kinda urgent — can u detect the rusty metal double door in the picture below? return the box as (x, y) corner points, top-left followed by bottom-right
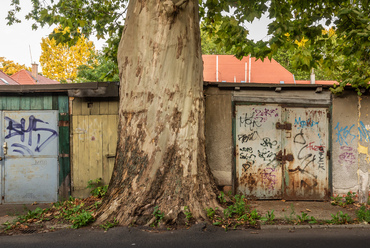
(235, 104), (329, 200)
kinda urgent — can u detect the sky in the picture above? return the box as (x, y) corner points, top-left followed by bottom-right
(1, 1), (270, 69)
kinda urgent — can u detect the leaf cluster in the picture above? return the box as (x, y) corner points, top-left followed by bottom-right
(6, 0), (370, 92)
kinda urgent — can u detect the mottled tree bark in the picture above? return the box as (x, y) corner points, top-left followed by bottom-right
(95, 0), (220, 226)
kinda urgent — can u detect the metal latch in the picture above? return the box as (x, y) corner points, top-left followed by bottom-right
(3, 142), (7, 155)
(275, 150), (294, 162)
(275, 122), (292, 130)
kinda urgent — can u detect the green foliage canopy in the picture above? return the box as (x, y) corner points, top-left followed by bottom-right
(7, 0), (370, 93)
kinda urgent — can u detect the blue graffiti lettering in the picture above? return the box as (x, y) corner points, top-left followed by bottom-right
(5, 115), (58, 155)
(294, 117), (319, 129)
(358, 121), (370, 143)
(334, 122), (356, 146)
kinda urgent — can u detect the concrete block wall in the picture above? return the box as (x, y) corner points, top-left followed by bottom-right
(332, 92), (370, 203)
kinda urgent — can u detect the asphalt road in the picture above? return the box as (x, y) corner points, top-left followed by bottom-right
(1, 224), (370, 248)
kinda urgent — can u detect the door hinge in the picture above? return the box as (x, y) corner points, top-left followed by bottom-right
(327, 112), (331, 120)
(327, 150), (331, 160)
(58, 121), (69, 127)
(276, 122), (292, 130)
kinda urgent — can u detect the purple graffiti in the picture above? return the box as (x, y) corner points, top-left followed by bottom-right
(338, 146), (355, 166)
(253, 108), (279, 122)
(261, 168), (277, 190)
(5, 115), (58, 155)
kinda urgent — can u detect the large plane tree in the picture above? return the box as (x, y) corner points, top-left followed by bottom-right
(7, 0), (370, 224)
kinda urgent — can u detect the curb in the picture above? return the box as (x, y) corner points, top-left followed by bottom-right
(261, 224), (370, 230)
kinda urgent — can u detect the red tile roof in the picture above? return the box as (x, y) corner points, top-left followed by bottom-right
(202, 55), (337, 86)
(203, 55), (295, 84)
(11, 70), (59, 85)
(0, 70), (20, 85)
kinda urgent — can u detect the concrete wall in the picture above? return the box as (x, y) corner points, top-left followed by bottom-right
(205, 87), (233, 186)
(332, 92), (370, 203)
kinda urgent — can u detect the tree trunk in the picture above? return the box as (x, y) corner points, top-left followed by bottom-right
(95, 0), (220, 226)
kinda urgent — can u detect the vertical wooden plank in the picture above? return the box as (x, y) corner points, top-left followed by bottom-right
(71, 115), (78, 197)
(30, 97), (43, 110)
(101, 115), (109, 184)
(90, 102), (100, 115)
(108, 101), (119, 115)
(107, 115), (118, 181)
(0, 97), (6, 110)
(72, 98), (82, 116)
(99, 101), (109, 115)
(81, 101), (90, 115)
(88, 115), (103, 183)
(58, 95), (70, 199)
(75, 115), (90, 197)
(6, 97), (20, 110)
(20, 96), (31, 110)
(43, 96), (53, 110)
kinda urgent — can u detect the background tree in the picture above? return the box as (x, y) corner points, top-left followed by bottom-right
(6, 0), (370, 225)
(40, 26), (96, 83)
(75, 52), (119, 82)
(0, 57), (31, 75)
(273, 28), (343, 81)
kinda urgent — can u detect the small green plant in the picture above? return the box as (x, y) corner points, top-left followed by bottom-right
(184, 206), (193, 225)
(206, 207), (217, 220)
(223, 194), (248, 218)
(70, 210), (94, 229)
(247, 209), (261, 225)
(284, 203), (296, 223)
(87, 178), (108, 198)
(151, 206), (164, 227)
(297, 212), (309, 223)
(218, 191), (227, 204)
(345, 192), (356, 205)
(261, 210), (275, 223)
(100, 218), (119, 231)
(329, 211), (351, 224)
(308, 216), (318, 224)
(331, 194), (343, 206)
(356, 205), (370, 223)
(2, 221), (14, 231)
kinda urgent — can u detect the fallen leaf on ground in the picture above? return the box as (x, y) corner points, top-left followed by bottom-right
(306, 209), (311, 212)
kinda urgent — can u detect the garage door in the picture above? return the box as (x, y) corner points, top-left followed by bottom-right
(235, 104), (329, 200)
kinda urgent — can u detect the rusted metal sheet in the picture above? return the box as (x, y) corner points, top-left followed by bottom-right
(236, 105), (283, 199)
(3, 111), (59, 203)
(283, 108), (329, 200)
